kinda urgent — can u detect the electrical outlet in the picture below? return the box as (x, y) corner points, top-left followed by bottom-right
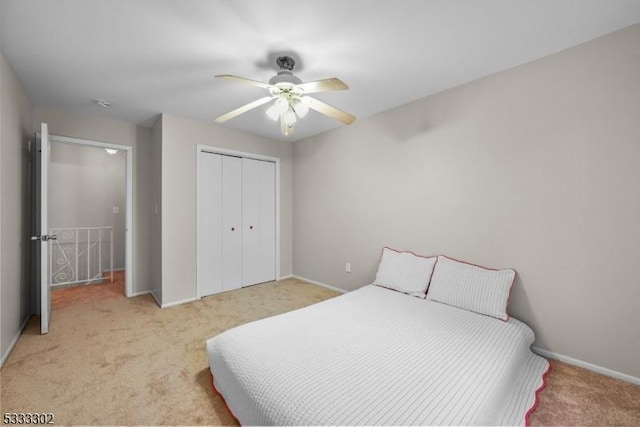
(345, 262), (352, 273)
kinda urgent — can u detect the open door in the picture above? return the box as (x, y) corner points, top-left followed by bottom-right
(32, 123), (55, 334)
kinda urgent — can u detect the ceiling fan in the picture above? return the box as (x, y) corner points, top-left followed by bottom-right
(214, 56), (355, 136)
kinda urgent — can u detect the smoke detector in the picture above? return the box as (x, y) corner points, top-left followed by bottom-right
(94, 99), (111, 108)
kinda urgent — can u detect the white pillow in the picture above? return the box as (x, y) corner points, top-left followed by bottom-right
(374, 247), (437, 298)
(426, 255), (515, 320)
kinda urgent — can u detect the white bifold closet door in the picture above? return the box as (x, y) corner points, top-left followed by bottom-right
(197, 152), (276, 298)
(221, 155), (243, 291)
(197, 152), (223, 297)
(241, 158), (276, 286)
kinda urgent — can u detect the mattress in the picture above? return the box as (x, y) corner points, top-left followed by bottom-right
(206, 285), (549, 426)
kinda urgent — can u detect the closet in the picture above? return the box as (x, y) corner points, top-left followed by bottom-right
(197, 151), (276, 298)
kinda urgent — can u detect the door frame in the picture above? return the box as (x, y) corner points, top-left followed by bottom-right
(47, 134), (134, 297)
(196, 145), (281, 299)
(38, 124), (51, 334)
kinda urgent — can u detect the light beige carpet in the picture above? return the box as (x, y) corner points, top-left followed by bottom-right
(1, 278), (639, 426)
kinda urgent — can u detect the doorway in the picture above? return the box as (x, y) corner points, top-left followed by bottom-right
(49, 140), (127, 309)
(35, 127), (134, 333)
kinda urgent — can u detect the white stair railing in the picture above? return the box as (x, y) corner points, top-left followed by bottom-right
(49, 226), (114, 287)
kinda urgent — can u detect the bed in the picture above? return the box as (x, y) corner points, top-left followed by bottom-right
(206, 251), (550, 426)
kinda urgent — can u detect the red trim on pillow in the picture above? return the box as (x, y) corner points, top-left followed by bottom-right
(373, 283), (429, 297)
(525, 361), (552, 427)
(382, 246), (437, 261)
(433, 255), (517, 321)
(437, 254), (510, 272)
(209, 371), (242, 426)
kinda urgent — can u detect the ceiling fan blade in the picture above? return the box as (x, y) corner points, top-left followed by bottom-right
(296, 78), (348, 94)
(215, 74), (276, 90)
(214, 96), (274, 123)
(302, 96), (356, 125)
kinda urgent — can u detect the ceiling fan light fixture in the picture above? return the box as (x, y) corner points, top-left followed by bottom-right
(293, 100), (309, 118)
(283, 109), (297, 125)
(265, 103), (280, 121)
(274, 98), (289, 114)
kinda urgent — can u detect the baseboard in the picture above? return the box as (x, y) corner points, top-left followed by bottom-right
(532, 346), (640, 386)
(161, 296), (197, 309)
(1, 315), (31, 368)
(292, 275), (347, 294)
(278, 274), (293, 280)
(150, 290), (162, 307)
(129, 290), (151, 297)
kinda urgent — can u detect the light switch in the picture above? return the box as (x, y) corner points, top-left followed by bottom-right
(112, 206), (119, 214)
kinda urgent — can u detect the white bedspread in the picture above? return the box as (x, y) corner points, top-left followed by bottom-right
(206, 285), (549, 426)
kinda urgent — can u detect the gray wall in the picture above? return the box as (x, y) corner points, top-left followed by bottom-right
(293, 24), (640, 378)
(49, 142), (126, 277)
(33, 106), (152, 295)
(159, 114), (293, 306)
(0, 48), (33, 364)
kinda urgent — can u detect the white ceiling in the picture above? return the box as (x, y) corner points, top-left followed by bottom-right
(2, 1), (640, 142)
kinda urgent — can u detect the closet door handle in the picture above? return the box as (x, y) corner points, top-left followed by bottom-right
(231, 227), (235, 231)
(249, 226), (253, 230)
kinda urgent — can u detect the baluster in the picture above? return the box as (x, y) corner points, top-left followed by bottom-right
(99, 228), (102, 281)
(110, 227), (114, 283)
(75, 229), (79, 283)
(87, 228), (91, 283)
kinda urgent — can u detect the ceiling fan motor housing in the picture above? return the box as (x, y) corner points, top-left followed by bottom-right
(269, 70), (302, 86)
